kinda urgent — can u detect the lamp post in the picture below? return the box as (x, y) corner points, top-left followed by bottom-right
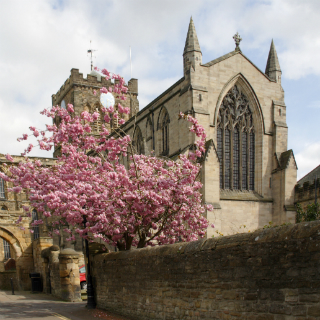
(83, 216), (96, 309)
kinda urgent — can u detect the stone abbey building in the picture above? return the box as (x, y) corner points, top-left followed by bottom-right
(0, 18), (298, 292)
(51, 18), (297, 237)
(119, 18), (297, 237)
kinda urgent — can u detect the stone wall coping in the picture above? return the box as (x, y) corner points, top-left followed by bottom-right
(59, 248), (80, 258)
(94, 221), (320, 262)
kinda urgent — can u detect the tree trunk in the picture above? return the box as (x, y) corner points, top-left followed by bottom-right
(137, 233), (146, 248)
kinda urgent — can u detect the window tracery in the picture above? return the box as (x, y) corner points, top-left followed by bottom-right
(217, 85), (255, 190)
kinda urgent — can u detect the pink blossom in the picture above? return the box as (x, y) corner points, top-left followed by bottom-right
(7, 67), (213, 250)
(67, 104), (74, 113)
(5, 154), (14, 162)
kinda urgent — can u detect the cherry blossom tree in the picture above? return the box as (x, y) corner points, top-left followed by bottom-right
(1, 69), (213, 251)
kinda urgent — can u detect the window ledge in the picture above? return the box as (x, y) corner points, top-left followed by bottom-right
(220, 189), (272, 202)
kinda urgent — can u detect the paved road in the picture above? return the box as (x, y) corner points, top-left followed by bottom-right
(0, 290), (131, 320)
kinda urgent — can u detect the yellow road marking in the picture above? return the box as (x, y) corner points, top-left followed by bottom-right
(52, 312), (72, 320)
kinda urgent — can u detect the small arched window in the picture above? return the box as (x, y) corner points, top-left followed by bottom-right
(157, 108), (170, 156)
(133, 126), (144, 155)
(32, 210), (40, 240)
(3, 238), (11, 259)
(146, 116), (153, 151)
(92, 104), (102, 133)
(217, 85), (255, 190)
(0, 177), (5, 199)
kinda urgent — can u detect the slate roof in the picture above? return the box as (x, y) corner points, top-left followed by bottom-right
(279, 149), (295, 170)
(297, 164), (320, 186)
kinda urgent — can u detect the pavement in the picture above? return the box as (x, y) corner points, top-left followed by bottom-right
(0, 290), (132, 320)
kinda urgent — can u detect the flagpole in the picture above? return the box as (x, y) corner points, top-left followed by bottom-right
(130, 46), (132, 79)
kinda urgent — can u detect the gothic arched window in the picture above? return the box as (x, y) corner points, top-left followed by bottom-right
(217, 85), (255, 190)
(133, 126), (144, 155)
(157, 108), (170, 156)
(146, 116), (153, 152)
(0, 177), (5, 199)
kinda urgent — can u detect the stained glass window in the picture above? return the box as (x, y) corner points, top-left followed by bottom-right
(249, 131), (255, 190)
(242, 131), (248, 190)
(217, 127), (223, 189)
(233, 127), (240, 189)
(225, 129), (231, 189)
(217, 85), (254, 191)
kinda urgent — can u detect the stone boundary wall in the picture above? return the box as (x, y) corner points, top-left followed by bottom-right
(0, 271), (18, 291)
(92, 221), (320, 320)
(295, 180), (320, 210)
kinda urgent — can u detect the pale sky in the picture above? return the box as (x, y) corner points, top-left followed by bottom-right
(0, 0), (319, 180)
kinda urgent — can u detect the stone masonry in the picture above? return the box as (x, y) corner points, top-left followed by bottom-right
(92, 220), (320, 320)
(115, 18), (297, 237)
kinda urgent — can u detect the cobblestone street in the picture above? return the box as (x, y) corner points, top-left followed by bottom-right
(0, 290), (131, 320)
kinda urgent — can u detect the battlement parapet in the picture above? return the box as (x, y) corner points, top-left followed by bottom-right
(128, 78), (138, 95)
(295, 179), (320, 202)
(52, 69), (138, 105)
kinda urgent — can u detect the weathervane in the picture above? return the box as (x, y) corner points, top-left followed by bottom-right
(233, 32), (242, 52)
(87, 40), (97, 71)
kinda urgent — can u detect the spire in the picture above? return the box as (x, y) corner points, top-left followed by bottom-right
(265, 39), (281, 76)
(183, 17), (201, 54)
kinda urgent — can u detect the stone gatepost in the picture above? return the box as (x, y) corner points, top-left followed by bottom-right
(58, 248), (81, 302)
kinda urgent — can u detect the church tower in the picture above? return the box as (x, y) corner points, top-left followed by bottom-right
(183, 17), (202, 76)
(265, 40), (282, 84)
(52, 69), (139, 157)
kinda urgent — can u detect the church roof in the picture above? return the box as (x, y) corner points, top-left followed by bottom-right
(273, 150), (297, 174)
(265, 39), (281, 75)
(279, 149), (296, 170)
(202, 50), (274, 82)
(202, 51), (239, 67)
(297, 164), (320, 186)
(184, 17), (201, 54)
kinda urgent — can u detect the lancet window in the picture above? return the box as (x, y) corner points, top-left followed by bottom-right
(146, 117), (153, 145)
(157, 108), (170, 156)
(133, 126), (144, 155)
(217, 85), (255, 190)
